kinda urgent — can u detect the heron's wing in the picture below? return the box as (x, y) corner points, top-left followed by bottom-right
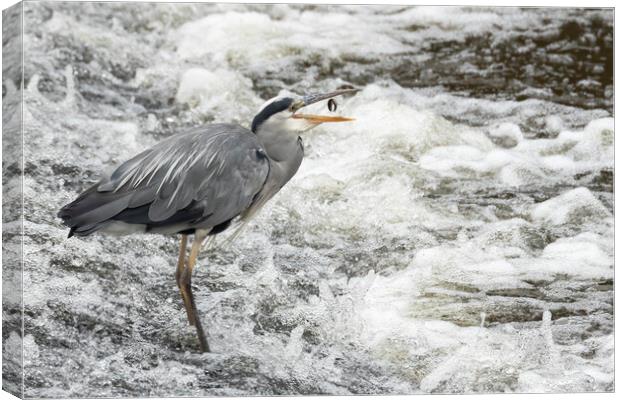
(59, 124), (269, 234)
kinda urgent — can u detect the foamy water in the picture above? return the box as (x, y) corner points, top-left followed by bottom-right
(3, 2), (613, 396)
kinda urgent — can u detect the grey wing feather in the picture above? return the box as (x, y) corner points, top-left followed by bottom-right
(59, 124), (269, 235)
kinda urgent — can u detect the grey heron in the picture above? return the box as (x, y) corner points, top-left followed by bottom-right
(58, 88), (357, 352)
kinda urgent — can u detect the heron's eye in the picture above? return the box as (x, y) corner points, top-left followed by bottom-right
(290, 100), (303, 113)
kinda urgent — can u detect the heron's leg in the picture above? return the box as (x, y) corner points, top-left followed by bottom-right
(176, 234), (188, 288)
(176, 234), (195, 322)
(180, 229), (210, 352)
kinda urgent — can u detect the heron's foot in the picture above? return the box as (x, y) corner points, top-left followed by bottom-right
(193, 313), (210, 353)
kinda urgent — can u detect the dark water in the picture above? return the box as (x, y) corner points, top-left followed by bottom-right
(2, 2), (613, 397)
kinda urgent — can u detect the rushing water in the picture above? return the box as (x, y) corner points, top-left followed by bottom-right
(2, 2), (613, 397)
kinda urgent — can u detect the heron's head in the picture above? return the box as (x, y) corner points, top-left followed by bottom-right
(251, 88), (357, 136)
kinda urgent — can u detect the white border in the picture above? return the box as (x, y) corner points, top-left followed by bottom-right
(0, 1), (616, 400)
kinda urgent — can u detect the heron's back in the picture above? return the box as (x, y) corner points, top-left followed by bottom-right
(58, 124), (270, 237)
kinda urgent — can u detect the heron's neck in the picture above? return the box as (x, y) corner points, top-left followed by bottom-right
(255, 126), (302, 162)
(254, 125), (304, 198)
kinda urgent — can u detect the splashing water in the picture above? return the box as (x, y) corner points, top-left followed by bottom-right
(2, 2), (613, 397)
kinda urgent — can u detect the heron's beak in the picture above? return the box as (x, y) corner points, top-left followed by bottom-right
(293, 88), (358, 124)
(291, 114), (355, 123)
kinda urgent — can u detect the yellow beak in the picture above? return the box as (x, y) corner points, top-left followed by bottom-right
(292, 113), (355, 123)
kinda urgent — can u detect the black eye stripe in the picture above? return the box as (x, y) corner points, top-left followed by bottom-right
(251, 98), (294, 133)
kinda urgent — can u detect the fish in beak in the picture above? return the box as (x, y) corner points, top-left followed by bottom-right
(292, 88), (358, 124)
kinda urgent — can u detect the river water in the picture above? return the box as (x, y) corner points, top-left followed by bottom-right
(2, 2), (613, 396)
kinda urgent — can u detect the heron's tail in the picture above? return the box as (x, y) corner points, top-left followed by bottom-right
(58, 184), (128, 237)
